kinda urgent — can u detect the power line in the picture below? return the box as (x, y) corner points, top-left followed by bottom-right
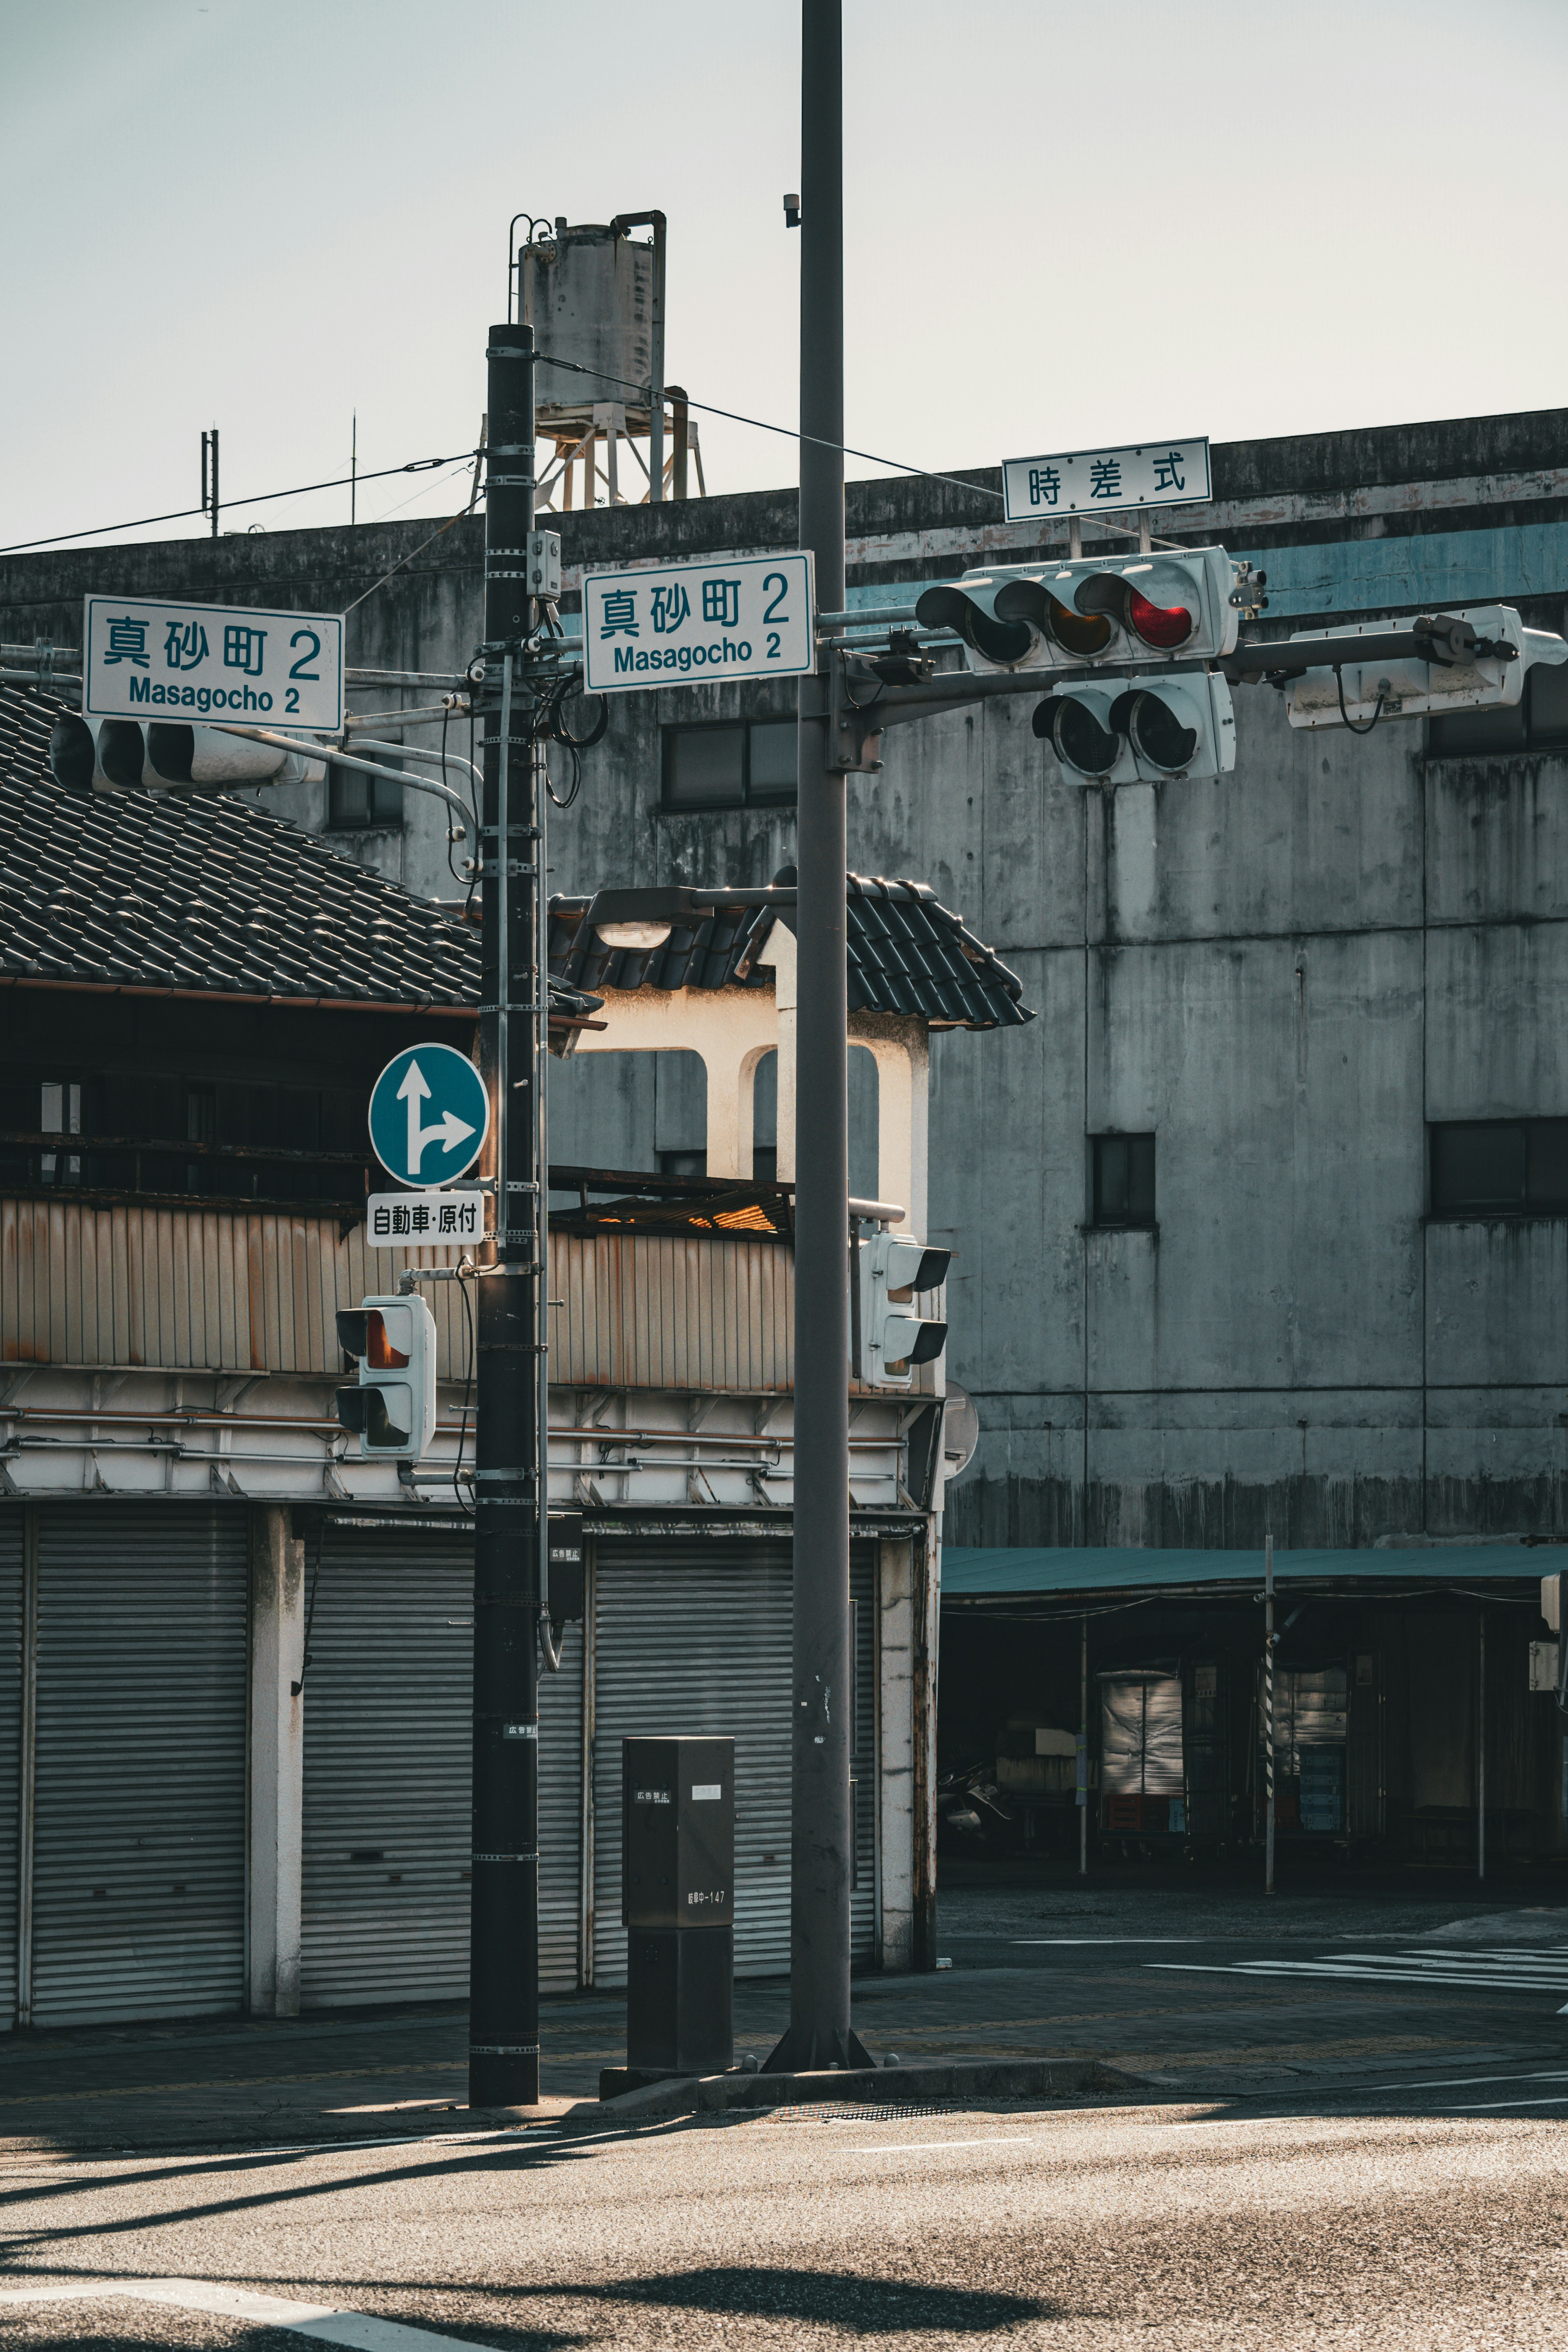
(0, 452), (481, 557)
(533, 348), (1007, 504)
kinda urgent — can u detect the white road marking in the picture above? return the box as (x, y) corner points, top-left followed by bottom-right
(1446, 2093), (1568, 2111)
(0, 2277), (467, 2347)
(1148, 1952), (1568, 1995)
(1011, 1937), (1212, 1946)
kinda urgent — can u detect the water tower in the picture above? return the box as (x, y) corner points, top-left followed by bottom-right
(512, 212), (705, 512)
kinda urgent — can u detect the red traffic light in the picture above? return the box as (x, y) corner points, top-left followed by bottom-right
(1076, 566), (1198, 652)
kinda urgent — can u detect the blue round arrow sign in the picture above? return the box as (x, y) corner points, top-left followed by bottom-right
(368, 1042), (490, 1187)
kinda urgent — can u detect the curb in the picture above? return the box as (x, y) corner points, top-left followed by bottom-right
(558, 2055), (1140, 2132)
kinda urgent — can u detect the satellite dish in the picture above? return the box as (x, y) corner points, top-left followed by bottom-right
(943, 1382), (979, 1478)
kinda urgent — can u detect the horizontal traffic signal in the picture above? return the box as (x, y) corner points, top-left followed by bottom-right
(49, 713), (305, 794)
(1032, 672), (1236, 784)
(915, 548), (1241, 676)
(857, 1231), (951, 1390)
(334, 1294), (437, 1461)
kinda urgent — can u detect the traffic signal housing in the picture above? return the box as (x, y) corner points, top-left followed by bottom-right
(916, 548), (1241, 676)
(857, 1230), (951, 1390)
(49, 713), (309, 794)
(1032, 672), (1236, 784)
(1267, 606), (1568, 731)
(334, 1294), (437, 1460)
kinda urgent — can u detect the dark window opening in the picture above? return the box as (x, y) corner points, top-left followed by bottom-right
(657, 1148), (706, 1180)
(1430, 1118), (1568, 1217)
(662, 717), (797, 811)
(328, 754), (404, 829)
(1427, 663), (1568, 760)
(1091, 1132), (1156, 1228)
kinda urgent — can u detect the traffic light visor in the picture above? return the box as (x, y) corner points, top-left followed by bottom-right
(1033, 690), (1121, 779)
(335, 1305), (411, 1367)
(1112, 687), (1199, 775)
(1076, 562), (1198, 651)
(334, 1383), (413, 1448)
(913, 583), (1033, 667)
(884, 1312), (949, 1369)
(992, 577), (1113, 658)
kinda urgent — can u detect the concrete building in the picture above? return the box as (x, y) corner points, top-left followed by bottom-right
(11, 404), (1568, 1553)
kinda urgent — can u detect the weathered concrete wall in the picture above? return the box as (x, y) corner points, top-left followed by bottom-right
(9, 406), (1568, 1543)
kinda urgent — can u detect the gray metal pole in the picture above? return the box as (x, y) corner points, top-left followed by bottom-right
(1478, 1607), (1486, 1883)
(1078, 1612), (1088, 1877)
(766, 0), (865, 2075)
(469, 319), (541, 2110)
(1264, 1534), (1276, 1897)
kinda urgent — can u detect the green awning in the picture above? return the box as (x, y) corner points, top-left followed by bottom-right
(940, 1544), (1567, 1600)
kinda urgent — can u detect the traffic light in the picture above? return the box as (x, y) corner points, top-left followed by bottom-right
(49, 713), (305, 794)
(1032, 671), (1236, 784)
(334, 1294), (437, 1459)
(857, 1230), (951, 1389)
(1261, 606), (1568, 731)
(915, 548), (1241, 676)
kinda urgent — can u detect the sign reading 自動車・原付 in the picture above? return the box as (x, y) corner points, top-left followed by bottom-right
(581, 552), (815, 694)
(83, 595), (344, 730)
(1000, 438), (1211, 526)
(366, 1189), (487, 1248)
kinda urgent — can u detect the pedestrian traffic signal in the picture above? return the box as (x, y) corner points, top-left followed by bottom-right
(334, 1295), (437, 1460)
(1032, 672), (1236, 784)
(1259, 605), (1568, 731)
(857, 1231), (951, 1389)
(915, 548), (1241, 676)
(49, 713), (303, 794)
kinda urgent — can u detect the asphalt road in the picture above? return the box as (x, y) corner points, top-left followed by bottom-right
(3, 1881), (1568, 2345)
(5, 2076), (1568, 2348)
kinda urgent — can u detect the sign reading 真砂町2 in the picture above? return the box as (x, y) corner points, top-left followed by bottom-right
(83, 595), (344, 729)
(581, 552), (815, 694)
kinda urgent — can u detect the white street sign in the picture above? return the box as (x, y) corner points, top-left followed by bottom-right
(83, 595), (343, 729)
(1001, 438), (1211, 526)
(581, 551), (815, 693)
(366, 1190), (487, 1247)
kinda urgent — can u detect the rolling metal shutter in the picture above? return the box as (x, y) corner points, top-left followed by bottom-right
(29, 1503), (248, 2027)
(591, 1538), (875, 1986)
(0, 1509), (22, 2030)
(301, 1525), (582, 2006)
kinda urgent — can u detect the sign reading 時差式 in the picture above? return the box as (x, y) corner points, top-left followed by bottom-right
(83, 595), (344, 730)
(1001, 438), (1212, 526)
(581, 552), (815, 694)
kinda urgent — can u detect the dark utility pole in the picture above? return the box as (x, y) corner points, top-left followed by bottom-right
(201, 428), (219, 539)
(470, 319), (543, 2109)
(767, 0), (868, 2075)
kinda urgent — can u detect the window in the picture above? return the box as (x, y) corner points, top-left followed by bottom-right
(662, 718), (797, 811)
(39, 1081), (81, 1185)
(1427, 663), (1568, 759)
(327, 754), (403, 829)
(1430, 1119), (1568, 1217)
(1091, 1133), (1156, 1228)
(657, 1149), (705, 1180)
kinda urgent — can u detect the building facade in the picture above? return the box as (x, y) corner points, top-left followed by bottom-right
(9, 405), (1568, 1547)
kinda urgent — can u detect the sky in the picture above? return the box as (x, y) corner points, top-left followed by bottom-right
(2, 0), (1566, 558)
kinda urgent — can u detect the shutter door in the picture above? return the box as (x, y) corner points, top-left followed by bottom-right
(0, 1510), (22, 2030)
(301, 1527), (582, 2006)
(30, 1503), (248, 2027)
(592, 1539), (875, 1987)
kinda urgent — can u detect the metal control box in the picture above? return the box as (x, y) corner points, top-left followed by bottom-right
(621, 1735), (734, 1931)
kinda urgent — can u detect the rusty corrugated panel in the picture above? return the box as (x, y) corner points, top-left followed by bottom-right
(547, 1228), (793, 1393)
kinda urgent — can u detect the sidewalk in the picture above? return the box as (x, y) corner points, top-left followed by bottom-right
(3, 1881), (1564, 2158)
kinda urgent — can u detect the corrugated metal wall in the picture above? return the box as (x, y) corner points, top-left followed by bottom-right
(300, 1525), (583, 2006)
(0, 1509), (21, 2029)
(28, 1503), (248, 2026)
(590, 1538), (875, 1988)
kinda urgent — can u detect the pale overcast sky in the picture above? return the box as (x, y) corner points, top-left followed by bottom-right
(2, 0), (1565, 555)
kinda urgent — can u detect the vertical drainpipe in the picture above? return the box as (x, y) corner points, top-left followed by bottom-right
(579, 1535), (597, 1986)
(16, 1507), (37, 2027)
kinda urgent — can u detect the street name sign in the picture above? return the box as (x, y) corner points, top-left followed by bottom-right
(1001, 437), (1211, 526)
(368, 1043), (490, 1188)
(83, 595), (344, 729)
(367, 1188), (487, 1246)
(581, 551), (815, 693)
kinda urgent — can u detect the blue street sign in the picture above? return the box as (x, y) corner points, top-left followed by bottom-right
(368, 1042), (490, 1188)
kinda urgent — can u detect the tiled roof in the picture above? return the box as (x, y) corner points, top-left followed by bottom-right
(0, 686), (482, 1009)
(550, 871), (1036, 1030)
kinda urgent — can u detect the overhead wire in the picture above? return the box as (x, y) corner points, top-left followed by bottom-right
(0, 451), (481, 555)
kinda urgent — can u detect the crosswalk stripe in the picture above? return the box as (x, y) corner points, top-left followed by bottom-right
(1147, 1954), (1568, 1997)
